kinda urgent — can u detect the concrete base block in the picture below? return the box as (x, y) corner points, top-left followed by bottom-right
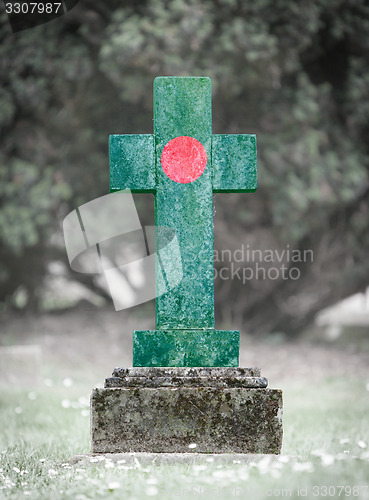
(91, 368), (283, 454)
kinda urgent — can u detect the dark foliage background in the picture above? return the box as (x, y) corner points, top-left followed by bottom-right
(1, 0), (368, 335)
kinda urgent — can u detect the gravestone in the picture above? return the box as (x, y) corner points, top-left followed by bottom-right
(91, 77), (283, 453)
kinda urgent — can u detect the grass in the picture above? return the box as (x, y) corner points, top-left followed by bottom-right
(1, 377), (369, 499)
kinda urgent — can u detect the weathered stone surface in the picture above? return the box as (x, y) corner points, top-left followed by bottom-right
(91, 385), (283, 454)
(154, 77), (214, 330)
(92, 77), (281, 455)
(109, 134), (155, 193)
(107, 367), (266, 388)
(133, 329), (239, 367)
(212, 134), (257, 193)
(108, 76), (258, 367)
(105, 376), (268, 388)
(112, 367), (261, 377)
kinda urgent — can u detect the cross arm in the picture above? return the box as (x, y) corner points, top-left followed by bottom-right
(109, 134), (156, 193)
(212, 134), (257, 193)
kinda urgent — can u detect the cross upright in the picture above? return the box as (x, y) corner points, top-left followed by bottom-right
(109, 76), (257, 367)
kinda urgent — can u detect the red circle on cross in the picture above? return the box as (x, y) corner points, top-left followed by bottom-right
(161, 136), (207, 184)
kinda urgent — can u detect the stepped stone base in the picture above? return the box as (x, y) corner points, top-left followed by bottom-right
(91, 367), (283, 454)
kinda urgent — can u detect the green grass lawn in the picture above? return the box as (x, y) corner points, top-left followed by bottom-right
(1, 377), (369, 499)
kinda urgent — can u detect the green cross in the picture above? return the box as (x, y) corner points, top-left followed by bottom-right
(109, 77), (257, 367)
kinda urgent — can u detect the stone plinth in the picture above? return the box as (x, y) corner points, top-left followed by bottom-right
(91, 368), (283, 454)
(133, 330), (239, 367)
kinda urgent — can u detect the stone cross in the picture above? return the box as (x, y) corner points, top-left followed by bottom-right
(109, 76), (257, 367)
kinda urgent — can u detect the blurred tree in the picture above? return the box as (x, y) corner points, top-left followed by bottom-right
(0, 0), (368, 333)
